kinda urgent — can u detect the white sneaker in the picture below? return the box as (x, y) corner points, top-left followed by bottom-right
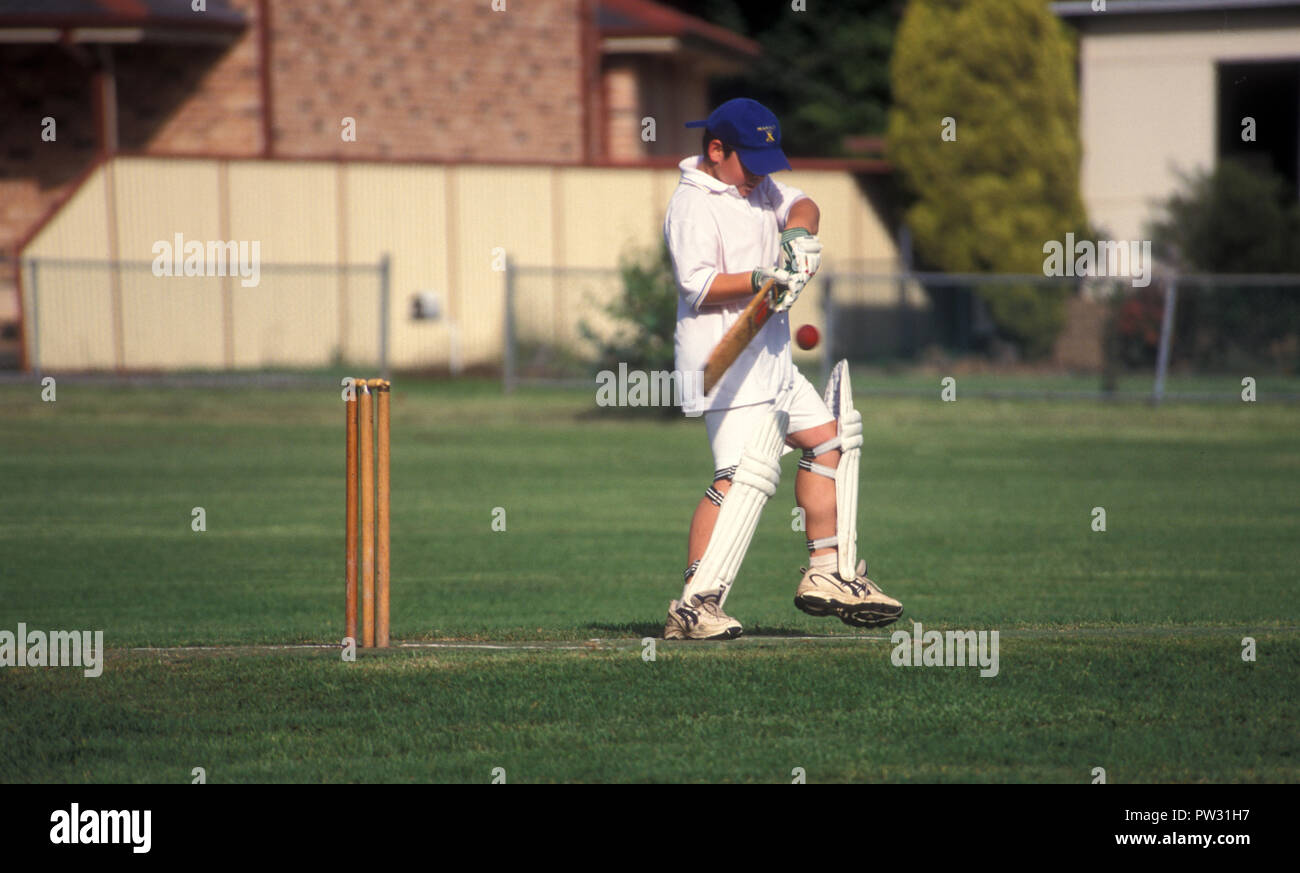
(794, 560), (902, 629)
(663, 593), (743, 640)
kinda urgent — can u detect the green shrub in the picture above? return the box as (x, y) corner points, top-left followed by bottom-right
(1149, 161), (1300, 371)
(978, 281), (1071, 360)
(580, 244), (677, 374)
(888, 0), (1089, 358)
(1150, 160), (1300, 274)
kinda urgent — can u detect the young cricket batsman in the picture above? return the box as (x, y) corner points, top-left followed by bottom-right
(662, 98), (903, 640)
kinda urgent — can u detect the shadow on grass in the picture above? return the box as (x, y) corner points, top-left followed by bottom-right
(583, 622), (853, 639)
(583, 622), (665, 638)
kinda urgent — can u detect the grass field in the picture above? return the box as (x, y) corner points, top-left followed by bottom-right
(1, 374), (1297, 782)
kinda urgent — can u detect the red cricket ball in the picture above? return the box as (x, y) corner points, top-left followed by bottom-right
(795, 323), (820, 350)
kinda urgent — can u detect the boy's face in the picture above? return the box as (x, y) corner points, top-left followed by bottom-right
(704, 139), (763, 197)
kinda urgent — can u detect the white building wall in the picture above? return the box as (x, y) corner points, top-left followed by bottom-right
(1075, 12), (1300, 240)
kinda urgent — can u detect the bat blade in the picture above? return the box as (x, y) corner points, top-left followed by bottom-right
(702, 279), (776, 396)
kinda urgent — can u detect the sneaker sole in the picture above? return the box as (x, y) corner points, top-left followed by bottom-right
(664, 626), (743, 641)
(660, 628), (743, 641)
(798, 592), (895, 615)
(796, 594), (902, 628)
(696, 626), (743, 641)
(793, 594), (837, 618)
(836, 606), (903, 628)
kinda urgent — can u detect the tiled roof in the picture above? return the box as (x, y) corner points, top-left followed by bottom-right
(0, 0), (245, 29)
(599, 0), (759, 57)
(1053, 0), (1300, 17)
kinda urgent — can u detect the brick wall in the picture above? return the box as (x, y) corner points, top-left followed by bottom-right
(268, 0), (584, 161)
(2, 0), (588, 263)
(115, 0), (263, 155)
(0, 46), (100, 263)
(604, 62), (641, 161)
(0, 0), (262, 263)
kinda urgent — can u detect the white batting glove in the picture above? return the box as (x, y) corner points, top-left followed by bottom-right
(751, 266), (790, 296)
(750, 267), (806, 313)
(780, 228), (822, 281)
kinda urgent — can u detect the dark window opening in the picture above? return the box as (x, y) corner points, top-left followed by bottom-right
(1217, 60), (1300, 197)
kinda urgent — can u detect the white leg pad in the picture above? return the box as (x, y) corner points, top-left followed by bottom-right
(823, 360), (863, 581)
(683, 410), (788, 607)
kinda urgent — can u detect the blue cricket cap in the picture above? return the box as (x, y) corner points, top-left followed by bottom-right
(686, 98), (792, 176)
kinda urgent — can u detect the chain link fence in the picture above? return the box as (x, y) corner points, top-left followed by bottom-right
(505, 262), (1300, 402)
(503, 263), (627, 390)
(20, 257), (389, 375)
(825, 271), (1300, 401)
(25, 255), (1294, 401)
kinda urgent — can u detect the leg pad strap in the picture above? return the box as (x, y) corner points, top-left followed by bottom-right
(684, 410), (789, 608)
(807, 535), (837, 552)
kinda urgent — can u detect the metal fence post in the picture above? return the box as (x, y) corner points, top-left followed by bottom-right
(28, 259), (40, 377)
(1100, 280), (1120, 397)
(898, 225), (913, 357)
(111, 258), (124, 371)
(1152, 275), (1178, 405)
(503, 257), (517, 393)
(379, 253), (391, 380)
(821, 273), (834, 385)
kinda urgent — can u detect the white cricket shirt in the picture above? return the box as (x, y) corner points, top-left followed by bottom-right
(664, 155), (809, 414)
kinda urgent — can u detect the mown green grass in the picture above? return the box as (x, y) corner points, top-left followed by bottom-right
(0, 377), (1296, 782)
(2, 636), (1294, 783)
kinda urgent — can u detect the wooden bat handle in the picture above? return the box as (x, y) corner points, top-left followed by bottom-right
(701, 278), (776, 396)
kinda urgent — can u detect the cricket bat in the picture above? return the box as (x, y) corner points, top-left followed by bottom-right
(701, 278), (776, 396)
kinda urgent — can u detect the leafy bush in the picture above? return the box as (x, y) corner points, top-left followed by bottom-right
(580, 244), (678, 376)
(695, 0), (898, 156)
(1150, 160), (1300, 274)
(888, 0), (1089, 358)
(1112, 286), (1165, 368)
(977, 282), (1071, 360)
(1149, 161), (1300, 371)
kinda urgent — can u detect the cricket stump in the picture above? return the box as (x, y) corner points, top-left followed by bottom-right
(358, 381), (375, 648)
(345, 387), (359, 644)
(374, 379), (391, 648)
